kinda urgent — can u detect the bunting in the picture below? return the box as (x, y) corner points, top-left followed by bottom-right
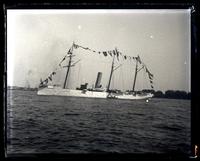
(48, 75), (52, 81)
(72, 43), (147, 64)
(137, 56), (142, 64)
(144, 66), (154, 89)
(43, 79), (47, 84)
(40, 71), (58, 86)
(113, 50), (116, 55)
(40, 43), (154, 90)
(103, 51), (107, 56)
(72, 43), (154, 89)
(117, 50), (120, 61)
(73, 44), (78, 49)
(148, 74), (152, 79)
(148, 72), (153, 79)
(116, 50), (119, 57)
(59, 57), (66, 66)
(145, 67), (153, 77)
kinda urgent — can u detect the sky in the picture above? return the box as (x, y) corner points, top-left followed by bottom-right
(7, 9), (191, 92)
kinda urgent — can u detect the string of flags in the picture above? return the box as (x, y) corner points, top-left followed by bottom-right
(145, 65), (154, 89)
(40, 71), (56, 85)
(40, 48), (73, 86)
(73, 43), (142, 62)
(40, 43), (154, 89)
(73, 43), (154, 89)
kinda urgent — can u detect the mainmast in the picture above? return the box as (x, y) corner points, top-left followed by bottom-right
(63, 43), (74, 89)
(132, 56), (139, 92)
(107, 48), (117, 92)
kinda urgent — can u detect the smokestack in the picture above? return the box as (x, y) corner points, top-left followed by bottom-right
(95, 72), (102, 88)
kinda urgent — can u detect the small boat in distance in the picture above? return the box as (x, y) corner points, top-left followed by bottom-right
(37, 42), (154, 100)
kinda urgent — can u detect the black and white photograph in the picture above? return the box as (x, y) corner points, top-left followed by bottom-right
(6, 9), (191, 155)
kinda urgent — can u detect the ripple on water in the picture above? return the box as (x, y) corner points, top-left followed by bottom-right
(6, 90), (191, 154)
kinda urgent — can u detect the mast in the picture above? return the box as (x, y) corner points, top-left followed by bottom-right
(63, 43), (74, 89)
(107, 48), (116, 92)
(132, 56), (139, 92)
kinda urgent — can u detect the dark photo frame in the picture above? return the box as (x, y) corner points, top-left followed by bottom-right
(2, 1), (200, 161)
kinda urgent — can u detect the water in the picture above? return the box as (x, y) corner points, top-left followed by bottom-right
(6, 89), (191, 155)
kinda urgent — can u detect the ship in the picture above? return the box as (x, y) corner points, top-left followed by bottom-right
(37, 42), (154, 100)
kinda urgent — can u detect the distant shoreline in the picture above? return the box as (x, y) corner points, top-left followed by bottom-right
(142, 89), (190, 100)
(7, 86), (37, 91)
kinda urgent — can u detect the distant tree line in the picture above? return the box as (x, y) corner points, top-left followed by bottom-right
(142, 89), (191, 100)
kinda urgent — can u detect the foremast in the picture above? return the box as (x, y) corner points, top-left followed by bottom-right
(107, 48), (122, 92)
(63, 42), (74, 89)
(132, 55), (145, 92)
(107, 54), (115, 92)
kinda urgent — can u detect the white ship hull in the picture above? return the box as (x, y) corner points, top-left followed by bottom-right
(37, 87), (153, 100)
(115, 93), (153, 100)
(37, 87), (108, 98)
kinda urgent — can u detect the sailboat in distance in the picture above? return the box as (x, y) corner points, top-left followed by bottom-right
(37, 42), (154, 100)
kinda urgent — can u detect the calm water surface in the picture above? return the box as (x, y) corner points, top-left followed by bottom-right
(6, 89), (191, 154)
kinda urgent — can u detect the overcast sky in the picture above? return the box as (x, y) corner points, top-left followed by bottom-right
(7, 9), (191, 92)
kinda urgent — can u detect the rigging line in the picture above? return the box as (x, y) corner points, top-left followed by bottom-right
(145, 70), (148, 89)
(75, 43), (140, 61)
(120, 64), (125, 91)
(75, 44), (90, 50)
(40, 70), (56, 85)
(58, 48), (72, 66)
(142, 68), (145, 90)
(62, 59), (81, 68)
(41, 58), (70, 84)
(75, 43), (109, 54)
(145, 68), (152, 89)
(113, 64), (122, 71)
(66, 58), (76, 88)
(129, 61), (132, 90)
(139, 58), (153, 80)
(112, 71), (115, 89)
(137, 65), (145, 73)
(77, 61), (80, 87)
